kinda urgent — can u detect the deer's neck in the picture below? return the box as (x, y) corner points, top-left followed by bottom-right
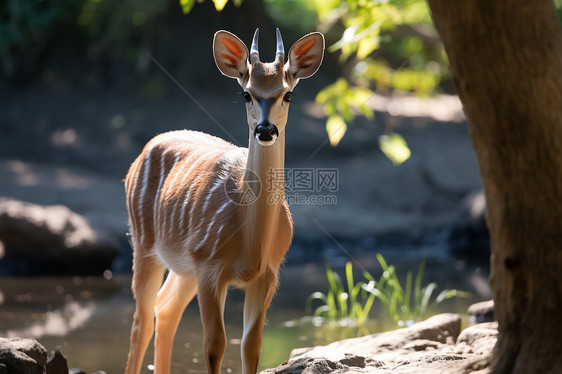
(240, 131), (286, 249)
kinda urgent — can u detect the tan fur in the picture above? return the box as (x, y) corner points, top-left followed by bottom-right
(248, 61), (286, 98)
(124, 29), (323, 374)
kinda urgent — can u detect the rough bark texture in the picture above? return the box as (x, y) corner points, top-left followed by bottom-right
(427, 1), (562, 373)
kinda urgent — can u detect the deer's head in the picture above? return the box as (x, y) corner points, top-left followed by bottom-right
(213, 29), (324, 146)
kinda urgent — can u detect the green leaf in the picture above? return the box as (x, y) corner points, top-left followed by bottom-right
(419, 282), (437, 318)
(306, 292), (327, 311)
(376, 253), (389, 270)
(212, 0), (229, 11)
(179, 0), (197, 14)
(379, 133), (411, 165)
(358, 290), (376, 325)
(326, 291), (337, 318)
(339, 292), (348, 318)
(414, 260), (425, 312)
(314, 304), (334, 317)
(326, 115), (347, 147)
(357, 36), (379, 59)
(346, 261), (355, 300)
(404, 270), (412, 315)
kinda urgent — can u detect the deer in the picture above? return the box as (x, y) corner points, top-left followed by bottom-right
(123, 28), (324, 374)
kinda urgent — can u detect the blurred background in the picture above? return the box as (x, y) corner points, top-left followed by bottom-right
(0, 0), (525, 372)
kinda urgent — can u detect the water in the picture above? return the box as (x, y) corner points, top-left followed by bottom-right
(0, 260), (490, 373)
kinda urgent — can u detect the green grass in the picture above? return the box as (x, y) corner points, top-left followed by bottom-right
(306, 261), (376, 326)
(307, 254), (470, 328)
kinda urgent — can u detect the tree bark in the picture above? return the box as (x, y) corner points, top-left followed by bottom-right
(426, 1), (562, 373)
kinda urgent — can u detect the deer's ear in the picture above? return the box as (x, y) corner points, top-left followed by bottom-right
(213, 31), (250, 80)
(286, 32), (324, 82)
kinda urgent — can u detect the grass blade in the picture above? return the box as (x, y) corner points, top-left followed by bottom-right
(419, 282), (437, 319)
(414, 260), (426, 316)
(306, 292), (327, 312)
(404, 269), (412, 316)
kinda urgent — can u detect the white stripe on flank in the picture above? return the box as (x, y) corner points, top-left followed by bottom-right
(210, 224), (225, 257)
(153, 151), (168, 234)
(127, 160), (140, 232)
(137, 147), (154, 244)
(203, 178), (225, 213)
(177, 152), (209, 236)
(188, 176), (224, 238)
(160, 153), (182, 234)
(193, 199), (231, 253)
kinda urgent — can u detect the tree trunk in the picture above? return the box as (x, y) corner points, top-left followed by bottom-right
(426, 1), (562, 373)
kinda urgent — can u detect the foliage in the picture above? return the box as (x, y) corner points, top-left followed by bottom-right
(178, 0), (446, 164)
(0, 0), (169, 79)
(308, 254), (469, 327)
(262, 0), (318, 36)
(311, 0), (447, 159)
(306, 261), (376, 326)
(379, 133), (411, 166)
(75, 0), (168, 54)
(315, 78), (374, 146)
(0, 0), (64, 77)
(180, 0), (243, 14)
(363, 253), (469, 324)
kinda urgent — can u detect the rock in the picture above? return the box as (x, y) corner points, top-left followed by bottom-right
(468, 300), (494, 324)
(338, 354), (382, 369)
(262, 355), (387, 374)
(290, 313), (461, 362)
(0, 197), (120, 275)
(0, 337), (47, 374)
(265, 357), (343, 374)
(455, 322), (498, 356)
(46, 350), (68, 374)
(402, 339), (443, 352)
(0, 340), (103, 374)
(263, 314), (498, 374)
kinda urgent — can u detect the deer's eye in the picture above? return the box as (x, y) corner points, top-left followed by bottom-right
(283, 91), (293, 103)
(242, 91), (252, 103)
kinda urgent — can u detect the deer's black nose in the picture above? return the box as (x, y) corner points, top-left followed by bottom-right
(255, 122), (279, 142)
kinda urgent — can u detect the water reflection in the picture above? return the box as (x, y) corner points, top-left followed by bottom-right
(4, 300), (95, 338)
(0, 276), (120, 339)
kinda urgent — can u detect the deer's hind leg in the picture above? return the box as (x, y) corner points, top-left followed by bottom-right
(154, 271), (198, 374)
(125, 248), (166, 374)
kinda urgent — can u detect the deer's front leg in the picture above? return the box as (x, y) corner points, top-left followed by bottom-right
(241, 269), (278, 374)
(198, 273), (228, 374)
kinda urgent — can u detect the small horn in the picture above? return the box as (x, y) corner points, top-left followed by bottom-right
(250, 28), (260, 63)
(275, 28), (285, 63)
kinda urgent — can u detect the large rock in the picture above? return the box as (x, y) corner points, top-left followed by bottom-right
(0, 198), (120, 275)
(468, 300), (494, 324)
(262, 355), (387, 374)
(0, 337), (47, 374)
(290, 313), (461, 362)
(263, 313), (497, 374)
(455, 322), (498, 356)
(45, 350), (68, 374)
